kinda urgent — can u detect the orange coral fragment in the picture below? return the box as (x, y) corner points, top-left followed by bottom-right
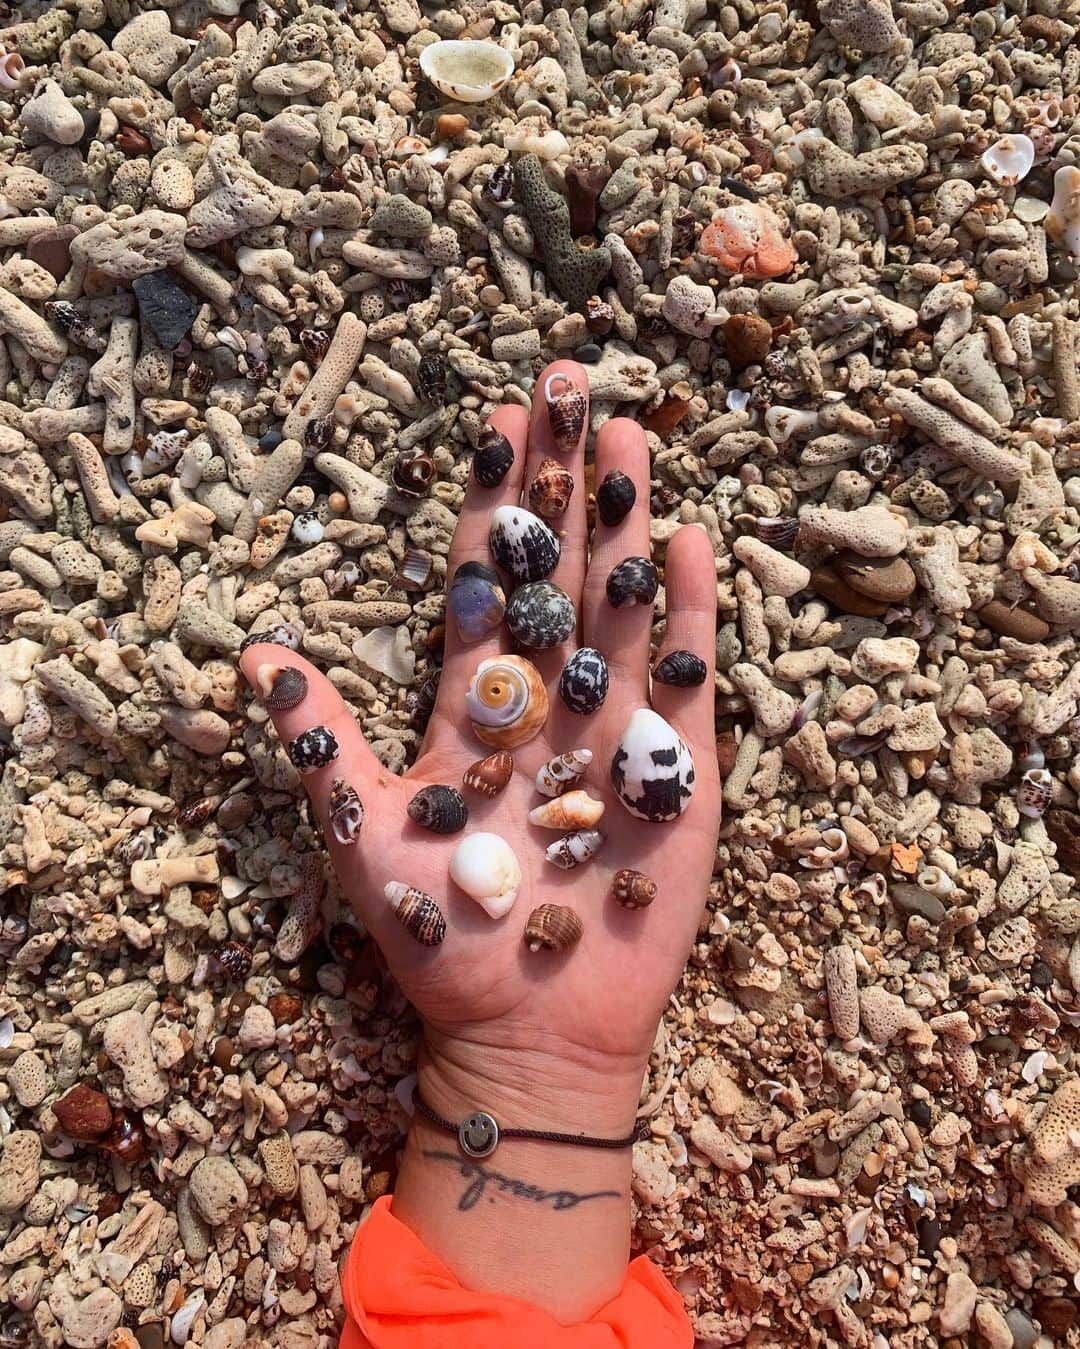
(700, 203), (798, 278)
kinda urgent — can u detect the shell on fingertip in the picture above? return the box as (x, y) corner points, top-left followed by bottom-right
(463, 750), (514, 798)
(254, 663), (308, 711)
(385, 882), (447, 945)
(407, 784), (469, 834)
(449, 561), (506, 644)
(505, 580), (576, 650)
(449, 832), (522, 919)
(606, 556), (659, 609)
(652, 650), (708, 687)
(535, 748), (593, 797)
(545, 829), (604, 869)
(595, 470), (636, 527)
(466, 655), (549, 748)
(287, 726), (340, 774)
(529, 457), (575, 519)
(610, 708), (695, 822)
(559, 647), (608, 716)
(489, 505), (561, 584)
(528, 789), (604, 831)
(328, 779), (364, 846)
(544, 372), (587, 453)
(612, 869), (657, 909)
(524, 904), (583, 953)
(473, 425), (515, 488)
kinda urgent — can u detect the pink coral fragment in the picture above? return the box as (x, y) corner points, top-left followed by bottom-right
(700, 203), (798, 279)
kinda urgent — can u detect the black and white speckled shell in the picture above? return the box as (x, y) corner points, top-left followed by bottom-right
(489, 506), (561, 584)
(239, 621), (305, 654)
(610, 708), (695, 822)
(559, 647), (609, 715)
(606, 557), (659, 609)
(505, 581), (576, 650)
(288, 726), (340, 774)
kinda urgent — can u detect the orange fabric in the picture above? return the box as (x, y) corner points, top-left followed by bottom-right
(340, 1196), (692, 1349)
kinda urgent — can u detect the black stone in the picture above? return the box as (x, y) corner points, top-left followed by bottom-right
(132, 271), (198, 350)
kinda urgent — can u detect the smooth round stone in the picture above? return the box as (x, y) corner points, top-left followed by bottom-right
(27, 224), (78, 280)
(574, 342), (603, 363)
(837, 554), (917, 602)
(889, 883), (946, 924)
(1004, 1309), (1037, 1349)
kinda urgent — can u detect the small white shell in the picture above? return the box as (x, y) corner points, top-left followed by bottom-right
(171, 1291), (206, 1346)
(546, 830), (604, 869)
(916, 866), (955, 898)
(449, 832), (522, 918)
(1017, 767), (1053, 818)
(535, 748), (593, 797)
(419, 40), (515, 103)
(981, 134), (1035, 187)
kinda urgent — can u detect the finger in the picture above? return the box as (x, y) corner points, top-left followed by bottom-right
(650, 524), (718, 755)
(580, 418), (653, 707)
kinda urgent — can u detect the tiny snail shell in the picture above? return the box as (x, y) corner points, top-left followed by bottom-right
(489, 505), (561, 584)
(546, 829), (604, 869)
(407, 784), (469, 834)
(416, 352), (448, 403)
(287, 726), (340, 774)
(254, 664), (308, 711)
(462, 750), (514, 798)
(535, 748), (593, 797)
(754, 516), (800, 551)
(652, 650), (707, 687)
(473, 426), (515, 488)
(528, 789), (605, 831)
(524, 904), (583, 954)
(466, 655), (549, 749)
(606, 556), (659, 609)
(391, 448), (435, 498)
(328, 779), (364, 846)
(559, 647), (608, 715)
(1017, 767), (1053, 818)
(612, 869), (658, 909)
(449, 832), (522, 919)
(504, 580), (576, 650)
(799, 827), (848, 869)
(449, 561), (506, 644)
(385, 882), (447, 945)
(860, 445), (892, 480)
(529, 457), (575, 519)
(392, 548), (434, 592)
(595, 470), (636, 527)
(611, 708), (695, 822)
(916, 866), (955, 898)
(544, 373), (587, 453)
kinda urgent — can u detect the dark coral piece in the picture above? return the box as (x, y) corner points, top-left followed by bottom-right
(513, 155), (611, 311)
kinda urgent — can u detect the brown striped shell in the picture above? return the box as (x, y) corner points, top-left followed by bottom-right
(528, 457), (575, 519)
(385, 882), (446, 946)
(545, 373), (586, 453)
(462, 750), (513, 797)
(523, 903), (583, 953)
(612, 869), (657, 909)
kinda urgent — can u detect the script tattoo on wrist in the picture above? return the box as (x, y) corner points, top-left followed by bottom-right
(423, 1149), (622, 1214)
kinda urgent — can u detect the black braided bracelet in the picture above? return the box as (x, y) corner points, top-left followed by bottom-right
(413, 1087), (648, 1159)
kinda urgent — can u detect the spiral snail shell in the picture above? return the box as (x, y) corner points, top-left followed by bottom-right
(524, 904), (583, 954)
(595, 470), (636, 527)
(449, 832), (522, 919)
(606, 557), (659, 609)
(528, 790), (605, 831)
(505, 580), (576, 650)
(652, 650), (707, 687)
(328, 779), (364, 846)
(535, 748), (592, 797)
(545, 373), (587, 453)
(545, 829), (604, 869)
(466, 655), (549, 749)
(612, 869), (657, 909)
(473, 425), (515, 488)
(462, 750), (514, 798)
(529, 457), (575, 519)
(407, 784), (469, 834)
(1017, 767), (1052, 818)
(385, 882), (447, 946)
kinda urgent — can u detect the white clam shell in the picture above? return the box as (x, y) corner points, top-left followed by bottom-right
(419, 40), (515, 103)
(449, 832), (522, 919)
(981, 134), (1035, 187)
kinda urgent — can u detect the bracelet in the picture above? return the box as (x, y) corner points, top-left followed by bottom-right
(413, 1086), (648, 1159)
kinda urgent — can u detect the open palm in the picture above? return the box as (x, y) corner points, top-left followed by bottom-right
(240, 361), (721, 1083)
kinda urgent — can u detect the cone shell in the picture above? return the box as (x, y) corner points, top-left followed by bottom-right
(505, 580), (576, 650)
(407, 784), (469, 833)
(535, 748), (593, 797)
(524, 904), (583, 953)
(463, 750), (514, 798)
(545, 373), (587, 453)
(449, 561), (506, 644)
(596, 470), (636, 527)
(528, 789), (605, 831)
(1017, 767), (1052, 818)
(546, 829), (604, 869)
(610, 708), (695, 822)
(652, 650), (708, 687)
(473, 426), (515, 488)
(489, 505), (561, 584)
(559, 647), (609, 715)
(529, 458), (575, 518)
(255, 664), (308, 711)
(466, 655), (549, 748)
(449, 832), (522, 919)
(606, 556), (659, 608)
(385, 882), (446, 946)
(612, 869), (657, 909)
(328, 778), (364, 846)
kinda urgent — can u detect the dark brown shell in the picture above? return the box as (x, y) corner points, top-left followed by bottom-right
(612, 869), (657, 909)
(596, 470), (636, 527)
(523, 903), (583, 952)
(256, 664), (308, 711)
(462, 750), (513, 797)
(304, 415), (334, 452)
(417, 352), (448, 403)
(528, 458), (575, 519)
(392, 449), (435, 498)
(300, 328), (331, 363)
(754, 517), (799, 551)
(473, 426), (514, 488)
(214, 940), (254, 978)
(606, 556), (659, 608)
(547, 382), (586, 454)
(407, 784), (469, 833)
(652, 650), (707, 687)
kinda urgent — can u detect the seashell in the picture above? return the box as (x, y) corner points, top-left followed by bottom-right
(449, 832), (522, 918)
(699, 202), (797, 279)
(505, 580), (576, 650)
(652, 650), (707, 688)
(254, 664), (308, 712)
(489, 505), (561, 583)
(384, 882), (447, 945)
(485, 161), (514, 203)
(596, 470), (636, 527)
(1017, 767), (1053, 818)
(239, 621), (305, 654)
(612, 869), (658, 909)
(473, 426), (515, 488)
(559, 647), (609, 715)
(799, 827), (848, 869)
(304, 414), (334, 452)
(300, 328), (331, 364)
(466, 655), (549, 748)
(0, 50), (24, 91)
(606, 557), (659, 609)
(915, 865), (955, 898)
(859, 445), (892, 480)
(528, 457), (575, 518)
(392, 547), (434, 592)
(754, 516), (799, 551)
(213, 940), (253, 979)
(544, 373), (587, 453)
(287, 726), (340, 774)
(536, 748), (593, 797)
(463, 750), (514, 797)
(328, 778), (364, 846)
(416, 352), (447, 403)
(449, 561), (506, 643)
(419, 39), (515, 104)
(292, 513), (324, 545)
(1048, 164), (1080, 260)
(524, 904), (583, 953)
(546, 829), (604, 869)
(392, 448), (435, 498)
(610, 708), (696, 822)
(981, 133), (1035, 187)
(529, 789), (604, 830)
(407, 784), (469, 834)
(791, 688), (823, 731)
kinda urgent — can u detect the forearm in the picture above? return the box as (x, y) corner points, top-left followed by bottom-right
(391, 1032), (644, 1323)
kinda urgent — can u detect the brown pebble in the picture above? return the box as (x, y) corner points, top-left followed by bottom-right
(642, 396), (691, 438)
(724, 313), (773, 369)
(53, 1083), (113, 1140)
(117, 125), (151, 156)
(435, 113), (469, 142)
(565, 162), (611, 237)
(837, 553), (917, 602)
(979, 600), (1051, 642)
(1046, 810), (1080, 876)
(27, 224), (78, 281)
(809, 565), (890, 617)
(136, 1328), (166, 1349)
(211, 1036), (236, 1070)
(1035, 1297), (1077, 1335)
(267, 992), (303, 1024)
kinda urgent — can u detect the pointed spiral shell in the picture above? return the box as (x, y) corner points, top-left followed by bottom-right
(544, 374), (587, 453)
(535, 748), (593, 797)
(385, 882), (446, 946)
(545, 829), (604, 869)
(466, 655), (549, 748)
(528, 790), (605, 831)
(524, 904), (583, 953)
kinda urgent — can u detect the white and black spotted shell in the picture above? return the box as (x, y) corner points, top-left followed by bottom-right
(489, 505), (560, 584)
(288, 725), (340, 774)
(505, 581), (576, 650)
(610, 708), (695, 822)
(559, 647), (609, 715)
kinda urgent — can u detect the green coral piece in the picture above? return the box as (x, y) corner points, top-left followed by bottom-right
(513, 154), (611, 312)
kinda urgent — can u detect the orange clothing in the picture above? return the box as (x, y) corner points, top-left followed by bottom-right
(341, 1196), (693, 1348)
